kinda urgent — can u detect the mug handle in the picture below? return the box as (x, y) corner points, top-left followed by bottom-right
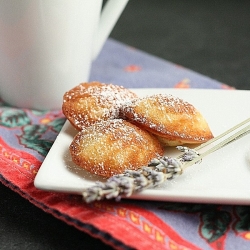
(92, 0), (129, 59)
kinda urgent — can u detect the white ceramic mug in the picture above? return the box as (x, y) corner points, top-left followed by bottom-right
(0, 0), (129, 110)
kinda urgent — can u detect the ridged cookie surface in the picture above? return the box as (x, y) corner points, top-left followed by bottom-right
(62, 82), (137, 130)
(69, 119), (164, 177)
(122, 94), (214, 146)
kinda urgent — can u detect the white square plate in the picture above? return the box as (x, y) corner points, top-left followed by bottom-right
(34, 89), (250, 204)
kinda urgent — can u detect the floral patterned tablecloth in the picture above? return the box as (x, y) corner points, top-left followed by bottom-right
(1, 38), (250, 250)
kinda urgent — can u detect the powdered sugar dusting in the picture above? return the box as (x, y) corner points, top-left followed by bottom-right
(70, 119), (163, 177)
(63, 82), (137, 130)
(122, 93), (213, 143)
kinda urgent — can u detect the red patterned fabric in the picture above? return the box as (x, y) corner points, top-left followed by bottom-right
(1, 39), (250, 250)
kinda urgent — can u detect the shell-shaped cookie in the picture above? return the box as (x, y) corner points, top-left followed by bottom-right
(122, 94), (214, 146)
(69, 119), (164, 177)
(62, 82), (137, 130)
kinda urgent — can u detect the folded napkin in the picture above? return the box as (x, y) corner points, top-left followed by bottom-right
(1, 39), (249, 250)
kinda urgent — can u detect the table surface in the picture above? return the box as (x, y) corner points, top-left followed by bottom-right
(1, 1), (250, 249)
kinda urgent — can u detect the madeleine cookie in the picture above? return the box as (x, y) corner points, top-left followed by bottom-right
(62, 82), (137, 130)
(122, 94), (214, 146)
(69, 119), (164, 177)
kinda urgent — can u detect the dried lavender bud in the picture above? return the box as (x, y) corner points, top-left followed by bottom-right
(82, 146), (199, 203)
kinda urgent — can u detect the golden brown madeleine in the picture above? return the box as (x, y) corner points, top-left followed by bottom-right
(69, 119), (164, 178)
(62, 82), (137, 130)
(121, 94), (214, 146)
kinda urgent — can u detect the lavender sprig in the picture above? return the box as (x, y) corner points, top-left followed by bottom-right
(82, 146), (199, 203)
